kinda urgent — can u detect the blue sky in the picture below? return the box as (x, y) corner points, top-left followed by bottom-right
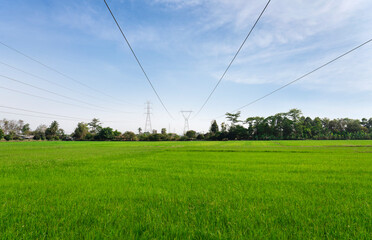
(0, 0), (371, 133)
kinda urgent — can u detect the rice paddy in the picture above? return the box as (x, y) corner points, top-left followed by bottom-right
(0, 140), (371, 239)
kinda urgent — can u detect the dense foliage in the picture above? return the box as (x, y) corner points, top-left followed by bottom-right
(1, 108), (371, 141)
(210, 109), (372, 140)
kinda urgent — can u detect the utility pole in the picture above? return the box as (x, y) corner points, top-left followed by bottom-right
(144, 101), (152, 133)
(180, 111), (193, 135)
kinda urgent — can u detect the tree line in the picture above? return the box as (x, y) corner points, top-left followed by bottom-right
(207, 109), (372, 140)
(1, 109), (372, 141)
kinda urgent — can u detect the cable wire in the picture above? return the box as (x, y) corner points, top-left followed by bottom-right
(103, 0), (174, 119)
(0, 110), (85, 122)
(0, 74), (132, 113)
(0, 60), (96, 100)
(0, 74), (106, 109)
(215, 38), (372, 119)
(0, 105), (91, 121)
(0, 109), (133, 124)
(194, 0), (272, 117)
(0, 41), (135, 106)
(0, 86), (133, 114)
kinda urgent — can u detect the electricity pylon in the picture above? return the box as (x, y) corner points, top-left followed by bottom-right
(144, 101), (152, 133)
(181, 111), (193, 135)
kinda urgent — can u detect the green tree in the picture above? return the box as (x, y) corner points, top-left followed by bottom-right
(56, 129), (66, 140)
(345, 119), (362, 133)
(248, 117), (265, 139)
(88, 118), (102, 134)
(287, 109), (302, 122)
(148, 133), (162, 141)
(282, 118), (293, 139)
(33, 124), (47, 140)
(122, 131), (137, 141)
(113, 130), (121, 137)
(138, 134), (149, 141)
(4, 134), (13, 141)
(96, 127), (115, 141)
(312, 117), (323, 137)
(302, 117), (313, 138)
(210, 120), (219, 135)
(228, 125), (248, 140)
(0, 119), (25, 135)
(45, 121), (59, 140)
(220, 122), (227, 133)
(21, 123), (31, 135)
(73, 123), (89, 140)
(0, 129), (4, 140)
(269, 113), (285, 139)
(226, 112), (241, 125)
(185, 130), (196, 139)
(196, 133), (205, 140)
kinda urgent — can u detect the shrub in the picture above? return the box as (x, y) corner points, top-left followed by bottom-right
(96, 127), (115, 141)
(148, 133), (162, 141)
(0, 129), (4, 140)
(196, 134), (204, 140)
(4, 135), (12, 141)
(122, 131), (137, 141)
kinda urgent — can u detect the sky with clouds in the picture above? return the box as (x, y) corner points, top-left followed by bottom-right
(0, 0), (371, 134)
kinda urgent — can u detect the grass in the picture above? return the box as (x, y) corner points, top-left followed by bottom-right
(0, 140), (371, 239)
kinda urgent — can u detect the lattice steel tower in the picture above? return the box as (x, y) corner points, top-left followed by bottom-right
(144, 101), (152, 133)
(181, 111), (193, 135)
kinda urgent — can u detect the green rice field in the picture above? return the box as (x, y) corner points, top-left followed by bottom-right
(0, 141), (371, 239)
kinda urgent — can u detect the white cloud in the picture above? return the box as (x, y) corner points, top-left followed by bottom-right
(181, 0), (372, 94)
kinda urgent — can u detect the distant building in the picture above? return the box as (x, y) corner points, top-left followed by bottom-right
(19, 135), (34, 140)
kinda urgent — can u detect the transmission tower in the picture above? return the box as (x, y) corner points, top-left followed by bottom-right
(181, 111), (193, 135)
(144, 101), (152, 133)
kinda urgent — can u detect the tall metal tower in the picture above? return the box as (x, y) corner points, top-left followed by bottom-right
(144, 101), (152, 133)
(180, 111), (193, 135)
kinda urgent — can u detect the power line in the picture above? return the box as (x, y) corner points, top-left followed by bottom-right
(0, 110), (85, 122)
(103, 0), (173, 119)
(0, 106), (91, 121)
(0, 74), (105, 110)
(0, 109), (132, 124)
(0, 74), (131, 113)
(0, 86), (133, 114)
(194, 0), (272, 117)
(0, 60), (95, 100)
(0, 86), (95, 110)
(0, 41), (135, 106)
(215, 38), (372, 119)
